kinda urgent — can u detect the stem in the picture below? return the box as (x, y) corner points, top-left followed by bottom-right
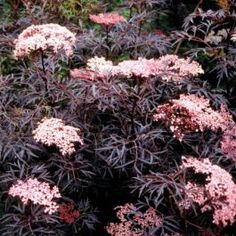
(105, 26), (110, 59)
(40, 50), (46, 74)
(52, 79), (80, 107)
(9, 0), (21, 19)
(40, 50), (48, 92)
(131, 97), (137, 135)
(129, 6), (133, 19)
(194, 0), (204, 12)
(174, 40), (183, 54)
(130, 78), (142, 135)
(138, 20), (142, 37)
(132, 18), (143, 57)
(225, 72), (230, 95)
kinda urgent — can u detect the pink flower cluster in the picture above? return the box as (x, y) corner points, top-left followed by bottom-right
(8, 178), (61, 214)
(83, 55), (203, 80)
(13, 23), (76, 59)
(115, 57), (157, 78)
(180, 156), (236, 227)
(154, 54), (204, 81)
(153, 102), (199, 141)
(153, 94), (233, 141)
(89, 12), (126, 27)
(106, 203), (163, 236)
(58, 202), (80, 224)
(70, 68), (97, 81)
(33, 118), (83, 156)
(87, 56), (115, 76)
(220, 125), (236, 163)
(70, 57), (115, 80)
(179, 182), (206, 210)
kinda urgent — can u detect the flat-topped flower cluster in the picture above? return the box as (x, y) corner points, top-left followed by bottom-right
(13, 23), (76, 59)
(71, 55), (203, 80)
(220, 125), (236, 163)
(58, 202), (80, 224)
(89, 12), (126, 27)
(33, 118), (83, 156)
(106, 203), (163, 236)
(9, 178), (61, 214)
(153, 94), (233, 141)
(180, 156), (236, 226)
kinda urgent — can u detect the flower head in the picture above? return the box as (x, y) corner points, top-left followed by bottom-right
(70, 68), (96, 80)
(87, 56), (115, 76)
(58, 202), (80, 224)
(114, 55), (203, 79)
(9, 178), (61, 214)
(89, 12), (126, 27)
(13, 23), (76, 59)
(220, 126), (236, 163)
(153, 94), (233, 141)
(33, 118), (83, 156)
(106, 203), (163, 236)
(115, 57), (157, 78)
(82, 54), (203, 80)
(180, 156), (236, 226)
(155, 54), (204, 81)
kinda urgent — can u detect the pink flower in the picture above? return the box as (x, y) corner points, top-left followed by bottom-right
(180, 156), (236, 227)
(58, 202), (80, 224)
(87, 56), (115, 77)
(82, 54), (203, 80)
(171, 94), (233, 132)
(70, 68), (96, 80)
(33, 118), (83, 156)
(106, 203), (163, 236)
(89, 12), (126, 27)
(153, 94), (233, 141)
(112, 55), (203, 79)
(220, 126), (236, 163)
(9, 178), (61, 214)
(13, 23), (76, 59)
(154, 28), (166, 36)
(179, 182), (206, 210)
(153, 102), (199, 141)
(115, 57), (157, 78)
(155, 54), (204, 81)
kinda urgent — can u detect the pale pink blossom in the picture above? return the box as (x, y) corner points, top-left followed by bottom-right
(179, 182), (206, 210)
(87, 56), (115, 76)
(115, 57), (157, 78)
(180, 156), (236, 227)
(155, 54), (204, 81)
(106, 203), (163, 236)
(9, 178), (61, 214)
(153, 94), (234, 141)
(116, 55), (203, 80)
(83, 55), (203, 80)
(70, 68), (97, 80)
(13, 23), (76, 59)
(33, 118), (83, 156)
(153, 102), (199, 141)
(220, 126), (236, 163)
(171, 94), (233, 132)
(89, 12), (126, 27)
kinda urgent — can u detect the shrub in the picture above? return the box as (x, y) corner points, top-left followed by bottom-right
(0, 1), (235, 235)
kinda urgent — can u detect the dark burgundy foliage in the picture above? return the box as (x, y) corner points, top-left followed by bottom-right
(0, 0), (236, 235)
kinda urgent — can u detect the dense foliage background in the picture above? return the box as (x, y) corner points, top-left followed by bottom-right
(0, 0), (236, 235)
